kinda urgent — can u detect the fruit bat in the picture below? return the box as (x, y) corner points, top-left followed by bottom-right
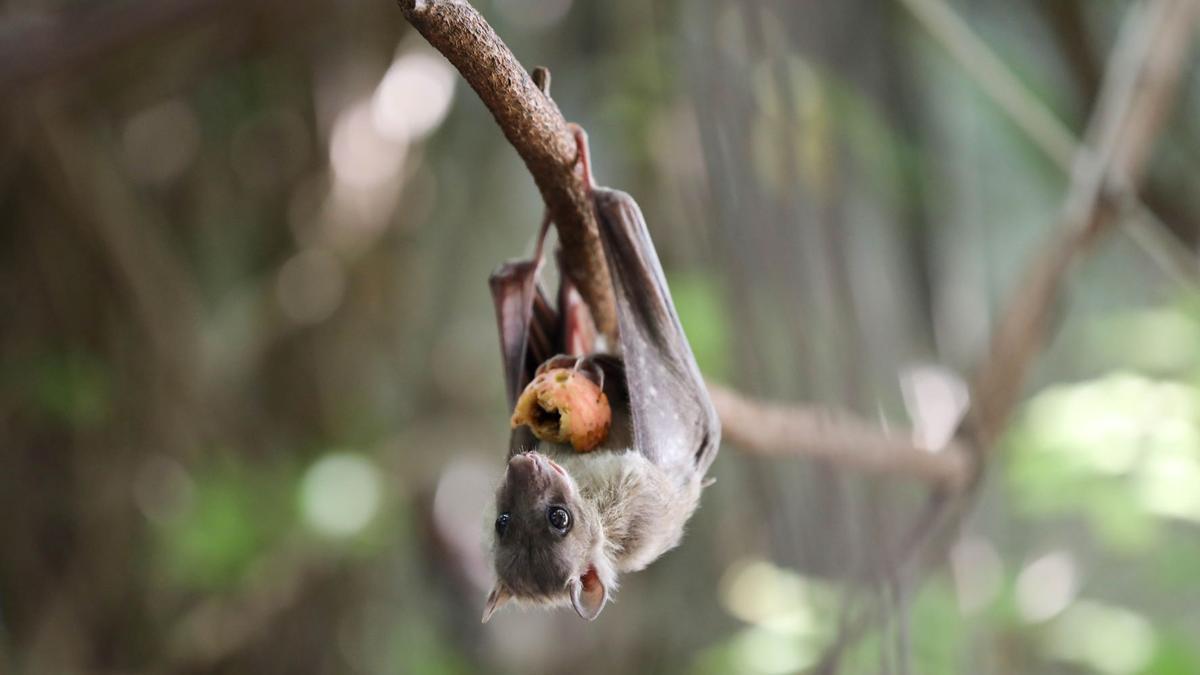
(482, 129), (720, 622)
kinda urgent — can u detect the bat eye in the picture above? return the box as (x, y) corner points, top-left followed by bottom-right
(495, 512), (511, 537)
(547, 506), (571, 533)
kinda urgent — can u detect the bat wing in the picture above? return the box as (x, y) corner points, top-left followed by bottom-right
(593, 187), (720, 474)
(489, 258), (560, 456)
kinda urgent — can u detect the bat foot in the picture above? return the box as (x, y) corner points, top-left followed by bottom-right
(536, 354), (606, 391)
(568, 123), (596, 191)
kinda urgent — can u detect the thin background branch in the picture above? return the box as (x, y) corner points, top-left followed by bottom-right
(900, 0), (1199, 287)
(967, 0), (1200, 449)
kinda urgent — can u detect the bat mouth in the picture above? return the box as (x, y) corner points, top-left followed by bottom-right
(546, 458), (567, 477)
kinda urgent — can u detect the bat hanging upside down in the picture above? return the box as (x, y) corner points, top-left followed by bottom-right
(482, 127), (720, 622)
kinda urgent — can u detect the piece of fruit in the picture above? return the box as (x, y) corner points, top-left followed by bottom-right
(511, 368), (611, 452)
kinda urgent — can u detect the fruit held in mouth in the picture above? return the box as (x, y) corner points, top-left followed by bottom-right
(511, 368), (611, 452)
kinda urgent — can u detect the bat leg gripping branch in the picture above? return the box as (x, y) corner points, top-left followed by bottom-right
(536, 354), (605, 391)
(574, 355), (605, 391)
(531, 209), (553, 274)
(569, 123), (597, 192)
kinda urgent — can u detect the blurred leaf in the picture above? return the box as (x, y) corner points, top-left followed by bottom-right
(388, 620), (473, 675)
(670, 272), (731, 380)
(1083, 486), (1160, 553)
(1141, 633), (1200, 675)
(1083, 308), (1200, 375)
(22, 350), (111, 427)
(158, 459), (296, 589)
(749, 54), (834, 200)
(1150, 537), (1200, 591)
(692, 625), (820, 675)
(912, 581), (967, 675)
(1043, 600), (1156, 674)
(1004, 370), (1200, 553)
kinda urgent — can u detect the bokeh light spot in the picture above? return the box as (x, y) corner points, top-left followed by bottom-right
(331, 99), (406, 189)
(301, 452), (383, 537)
(372, 51), (456, 143)
(949, 536), (1003, 613)
(1045, 600), (1156, 674)
(1016, 551), (1079, 623)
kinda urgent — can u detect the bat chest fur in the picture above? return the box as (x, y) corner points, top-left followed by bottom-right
(551, 448), (701, 572)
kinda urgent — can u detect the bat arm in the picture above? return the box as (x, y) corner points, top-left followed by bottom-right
(592, 187), (720, 473)
(531, 209), (552, 273)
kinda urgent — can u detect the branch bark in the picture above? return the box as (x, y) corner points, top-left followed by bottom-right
(708, 384), (971, 488)
(396, 0), (617, 338)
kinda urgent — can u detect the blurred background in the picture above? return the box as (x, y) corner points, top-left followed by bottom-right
(2, 0), (1199, 673)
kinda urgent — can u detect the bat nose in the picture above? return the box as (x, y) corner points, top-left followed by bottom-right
(507, 452), (543, 478)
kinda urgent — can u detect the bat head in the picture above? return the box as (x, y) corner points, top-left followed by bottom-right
(483, 451), (615, 622)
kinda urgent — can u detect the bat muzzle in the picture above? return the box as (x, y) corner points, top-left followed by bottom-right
(507, 451), (543, 477)
(506, 451), (569, 486)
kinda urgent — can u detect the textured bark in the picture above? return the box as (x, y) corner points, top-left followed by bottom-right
(397, 0), (617, 338)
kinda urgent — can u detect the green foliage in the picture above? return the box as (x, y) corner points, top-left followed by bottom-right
(910, 581), (966, 675)
(156, 459), (297, 589)
(386, 620), (474, 675)
(991, 300), (1200, 672)
(1005, 369), (1200, 552)
(1142, 634), (1200, 675)
(22, 350), (111, 427)
(670, 272), (731, 380)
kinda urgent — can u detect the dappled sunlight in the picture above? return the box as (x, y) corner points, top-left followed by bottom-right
(718, 558), (827, 633)
(1015, 551), (1079, 623)
(1020, 373), (1199, 475)
(1134, 451), (1200, 522)
(948, 536), (1003, 614)
(1044, 600), (1156, 675)
(701, 558), (834, 674)
(300, 452), (384, 538)
(372, 50), (456, 144)
(1009, 369), (1200, 540)
(1084, 307), (1200, 374)
(330, 99), (407, 191)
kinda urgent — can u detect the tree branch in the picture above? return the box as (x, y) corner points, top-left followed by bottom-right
(396, 0), (617, 338)
(708, 383), (971, 488)
(899, 0), (1200, 287)
(968, 0), (1200, 448)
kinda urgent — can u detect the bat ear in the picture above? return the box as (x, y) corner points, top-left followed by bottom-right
(481, 583), (512, 623)
(568, 565), (609, 621)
